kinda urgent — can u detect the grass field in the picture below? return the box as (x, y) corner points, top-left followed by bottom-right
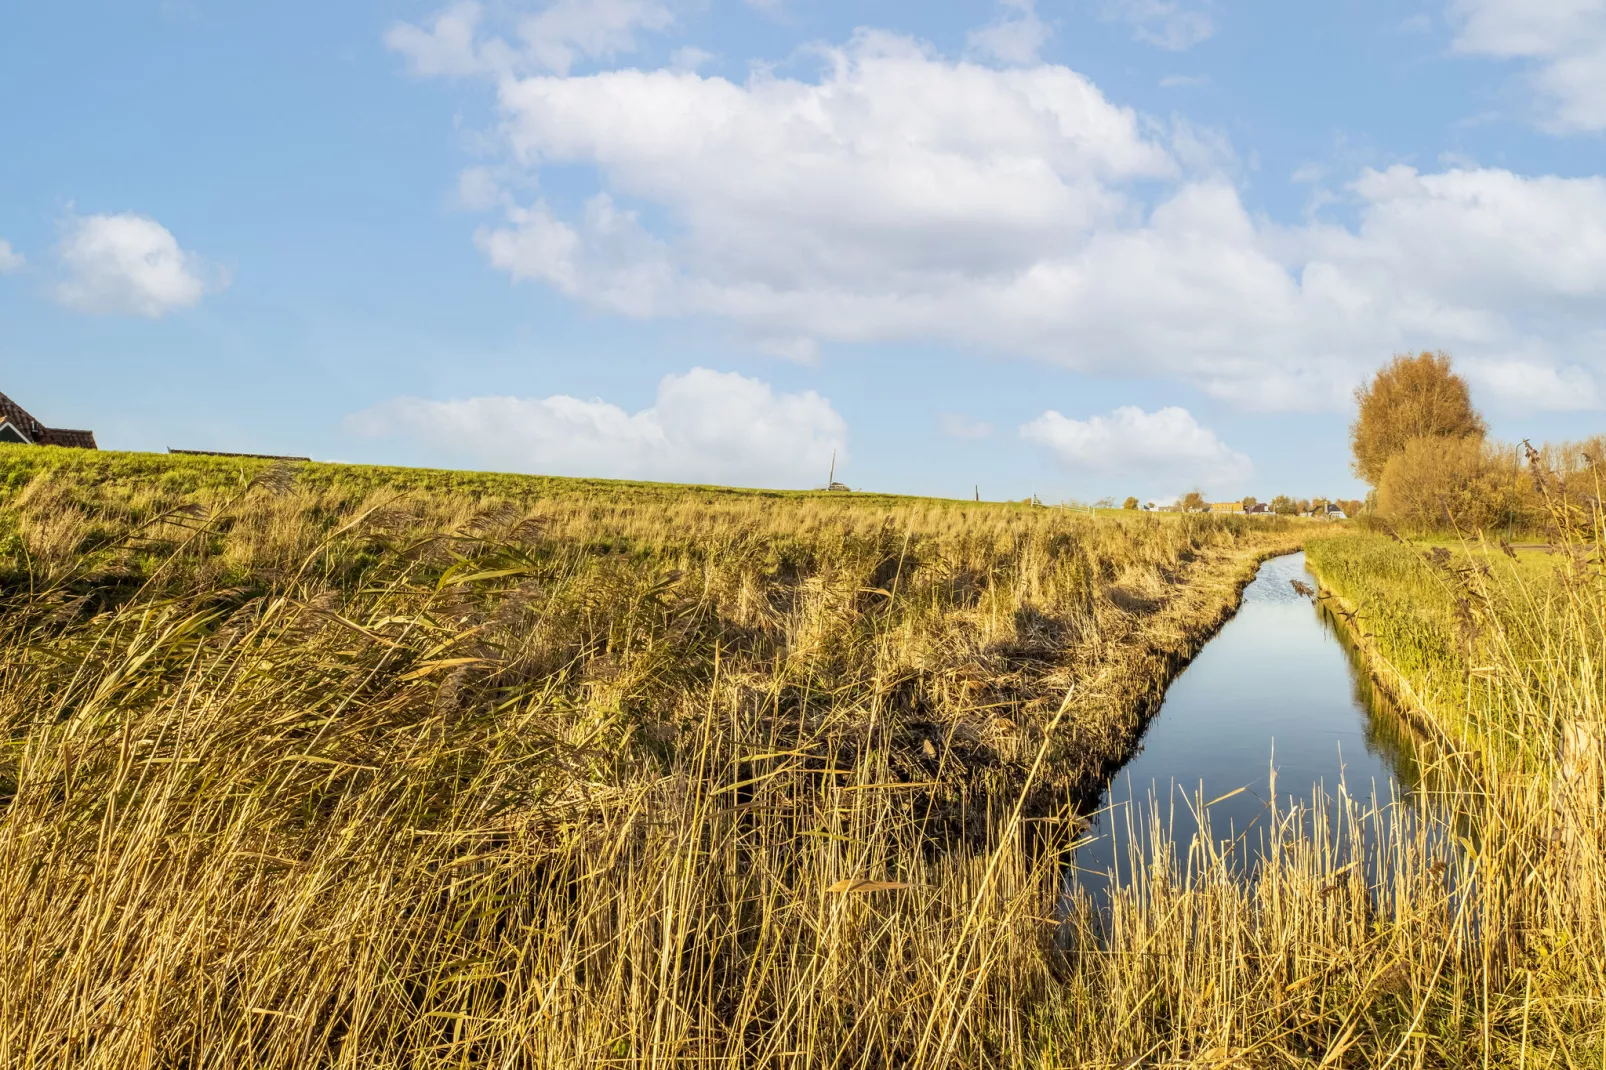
(1306, 532), (1593, 763)
(1306, 529), (1606, 1065)
(3, 445), (1600, 1066)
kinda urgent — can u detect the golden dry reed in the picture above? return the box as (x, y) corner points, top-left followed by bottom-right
(0, 447), (1598, 1067)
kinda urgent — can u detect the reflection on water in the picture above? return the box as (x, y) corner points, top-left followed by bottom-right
(1069, 552), (1430, 898)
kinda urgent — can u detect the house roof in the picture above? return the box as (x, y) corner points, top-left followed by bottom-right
(0, 390), (97, 449)
(0, 391), (44, 440)
(37, 427), (98, 448)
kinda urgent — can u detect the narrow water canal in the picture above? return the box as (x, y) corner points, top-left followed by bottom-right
(1071, 551), (1424, 891)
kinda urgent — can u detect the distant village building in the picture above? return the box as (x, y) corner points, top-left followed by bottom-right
(1246, 503), (1271, 516)
(0, 391), (97, 449)
(1209, 501), (1244, 514)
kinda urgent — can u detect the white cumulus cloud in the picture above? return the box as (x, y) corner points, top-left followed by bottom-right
(1459, 356), (1603, 412)
(385, 1), (495, 76)
(518, 0), (675, 74)
(1021, 406), (1251, 489)
(386, 0), (675, 78)
(1449, 0), (1606, 132)
(398, 15), (1606, 413)
(346, 368), (847, 487)
(54, 213), (217, 318)
(0, 240), (24, 274)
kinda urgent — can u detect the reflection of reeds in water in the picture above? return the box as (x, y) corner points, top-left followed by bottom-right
(1057, 779), (1475, 1061)
(1316, 597), (1435, 791)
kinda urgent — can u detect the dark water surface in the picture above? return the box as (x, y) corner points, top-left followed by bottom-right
(1070, 551), (1424, 892)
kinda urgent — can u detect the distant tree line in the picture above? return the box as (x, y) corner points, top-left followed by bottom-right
(1125, 492), (1363, 515)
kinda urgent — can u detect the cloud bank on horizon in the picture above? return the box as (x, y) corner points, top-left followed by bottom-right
(1022, 405), (1253, 491)
(385, 0), (1606, 432)
(348, 368), (847, 488)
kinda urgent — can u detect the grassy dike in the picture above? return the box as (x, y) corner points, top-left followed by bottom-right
(1306, 531), (1606, 1067)
(1304, 532), (1593, 769)
(0, 447), (1315, 1067)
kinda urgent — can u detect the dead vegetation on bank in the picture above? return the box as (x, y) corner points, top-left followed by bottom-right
(0, 452), (1309, 1067)
(4, 451), (1601, 1067)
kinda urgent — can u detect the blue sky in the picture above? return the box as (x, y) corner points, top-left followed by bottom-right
(3, 0), (1605, 503)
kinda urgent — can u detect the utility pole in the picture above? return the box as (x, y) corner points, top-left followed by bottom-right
(974, 485), (979, 502)
(828, 449), (836, 487)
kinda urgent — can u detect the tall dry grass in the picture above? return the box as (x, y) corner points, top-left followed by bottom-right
(1302, 503), (1606, 1066)
(1, 450), (1600, 1066)
(0, 453), (1301, 1067)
